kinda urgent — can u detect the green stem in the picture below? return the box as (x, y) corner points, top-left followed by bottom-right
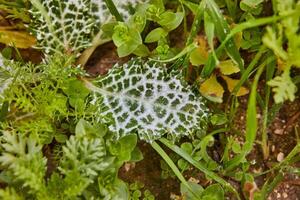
(104, 0), (124, 22)
(159, 138), (241, 200)
(182, 0), (206, 76)
(225, 61), (266, 171)
(261, 54), (276, 159)
(151, 141), (201, 199)
(216, 10), (299, 54)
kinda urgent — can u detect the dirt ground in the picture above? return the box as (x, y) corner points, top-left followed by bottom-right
(85, 44), (300, 200)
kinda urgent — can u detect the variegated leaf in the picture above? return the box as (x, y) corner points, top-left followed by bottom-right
(29, 0), (147, 56)
(85, 59), (208, 141)
(29, 0), (96, 55)
(92, 0), (148, 23)
(0, 55), (13, 103)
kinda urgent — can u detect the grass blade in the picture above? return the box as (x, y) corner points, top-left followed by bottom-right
(225, 61), (265, 171)
(151, 141), (201, 199)
(159, 138), (241, 200)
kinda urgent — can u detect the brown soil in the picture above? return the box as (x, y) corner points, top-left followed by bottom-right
(86, 43), (300, 200)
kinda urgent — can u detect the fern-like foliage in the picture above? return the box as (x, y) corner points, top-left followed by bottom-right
(268, 68), (297, 103)
(0, 187), (24, 200)
(29, 0), (147, 56)
(0, 120), (114, 199)
(0, 131), (47, 194)
(59, 136), (110, 180)
(85, 59), (208, 141)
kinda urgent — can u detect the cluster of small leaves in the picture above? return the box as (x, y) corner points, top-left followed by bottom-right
(86, 59), (208, 141)
(110, 2), (184, 58)
(129, 182), (155, 200)
(29, 0), (147, 56)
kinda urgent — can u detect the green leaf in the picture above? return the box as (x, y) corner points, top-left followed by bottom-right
(85, 59), (208, 141)
(145, 28), (168, 43)
(75, 119), (107, 139)
(0, 188), (24, 200)
(201, 184), (224, 200)
(180, 182), (204, 200)
(158, 11), (184, 31)
(130, 147), (144, 162)
(128, 12), (147, 33)
(133, 44), (150, 57)
(63, 79), (90, 110)
(112, 23), (143, 57)
(240, 0), (264, 15)
(117, 134), (138, 162)
(210, 113), (228, 125)
(0, 132), (47, 193)
(205, 0), (244, 70)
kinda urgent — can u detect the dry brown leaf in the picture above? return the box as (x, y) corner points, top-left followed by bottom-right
(222, 75), (249, 96)
(0, 29), (36, 48)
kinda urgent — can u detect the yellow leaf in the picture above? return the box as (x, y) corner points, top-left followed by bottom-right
(222, 76), (249, 96)
(190, 36), (209, 66)
(217, 60), (240, 75)
(0, 30), (36, 48)
(200, 74), (224, 103)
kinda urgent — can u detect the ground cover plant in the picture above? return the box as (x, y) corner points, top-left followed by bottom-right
(0, 0), (300, 199)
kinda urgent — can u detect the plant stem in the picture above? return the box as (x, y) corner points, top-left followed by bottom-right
(103, 0), (124, 22)
(77, 31), (111, 66)
(151, 141), (201, 199)
(261, 54), (276, 159)
(225, 61), (265, 171)
(159, 138), (241, 200)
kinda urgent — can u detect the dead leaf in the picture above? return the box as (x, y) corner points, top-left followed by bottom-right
(0, 30), (36, 48)
(217, 60), (240, 75)
(200, 74), (224, 103)
(190, 36), (209, 66)
(222, 75), (249, 96)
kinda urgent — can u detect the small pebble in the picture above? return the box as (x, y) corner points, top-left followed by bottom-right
(272, 145), (275, 152)
(283, 192), (288, 198)
(277, 152), (285, 162)
(256, 114), (261, 119)
(274, 129), (283, 135)
(277, 193), (281, 198)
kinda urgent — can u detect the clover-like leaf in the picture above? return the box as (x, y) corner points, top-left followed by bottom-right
(85, 59), (208, 141)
